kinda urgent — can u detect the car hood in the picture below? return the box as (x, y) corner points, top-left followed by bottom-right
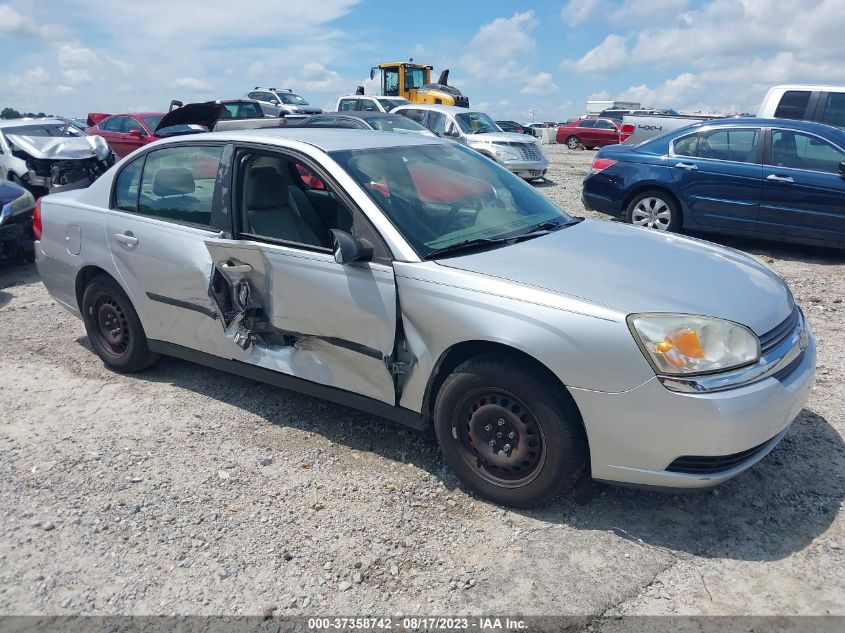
(154, 102), (225, 135)
(470, 131), (537, 144)
(5, 133), (112, 161)
(437, 219), (793, 335)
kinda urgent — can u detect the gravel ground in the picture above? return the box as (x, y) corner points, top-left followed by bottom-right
(0, 146), (843, 619)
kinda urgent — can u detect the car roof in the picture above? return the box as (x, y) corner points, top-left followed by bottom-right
(0, 117), (69, 128)
(180, 127), (445, 151)
(394, 103), (472, 114)
(684, 117), (845, 135)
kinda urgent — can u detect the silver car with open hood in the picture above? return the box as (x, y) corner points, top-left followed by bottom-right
(0, 118), (114, 195)
(34, 129), (815, 507)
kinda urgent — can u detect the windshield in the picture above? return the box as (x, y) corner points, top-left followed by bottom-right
(279, 93), (308, 105)
(3, 123), (83, 137)
(368, 116), (430, 134)
(330, 143), (572, 258)
(379, 98), (411, 112)
(141, 115), (164, 130)
(455, 112), (501, 134)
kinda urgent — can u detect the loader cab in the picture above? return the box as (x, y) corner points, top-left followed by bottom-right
(378, 62), (432, 100)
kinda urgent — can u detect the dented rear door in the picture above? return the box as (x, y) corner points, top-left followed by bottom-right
(204, 239), (399, 405)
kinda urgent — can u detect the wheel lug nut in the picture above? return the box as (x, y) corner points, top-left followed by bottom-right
(508, 432), (515, 439)
(497, 419), (505, 426)
(488, 440), (496, 447)
(484, 424), (492, 432)
(502, 444), (511, 452)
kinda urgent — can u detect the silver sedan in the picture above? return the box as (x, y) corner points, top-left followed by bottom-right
(34, 128), (815, 507)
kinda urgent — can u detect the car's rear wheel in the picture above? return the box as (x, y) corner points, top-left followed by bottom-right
(566, 136), (581, 150)
(624, 189), (681, 232)
(82, 274), (160, 372)
(434, 355), (587, 508)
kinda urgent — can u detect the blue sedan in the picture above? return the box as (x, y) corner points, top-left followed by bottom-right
(582, 118), (845, 248)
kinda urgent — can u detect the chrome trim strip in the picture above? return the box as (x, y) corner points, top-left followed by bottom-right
(659, 311), (808, 393)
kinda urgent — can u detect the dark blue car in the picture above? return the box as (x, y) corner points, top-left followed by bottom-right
(0, 179), (36, 262)
(582, 118), (845, 248)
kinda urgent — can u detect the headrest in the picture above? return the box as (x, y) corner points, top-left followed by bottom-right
(247, 167), (287, 210)
(153, 168), (195, 196)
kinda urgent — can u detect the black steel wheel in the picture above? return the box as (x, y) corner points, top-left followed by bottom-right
(82, 274), (160, 372)
(434, 355), (587, 508)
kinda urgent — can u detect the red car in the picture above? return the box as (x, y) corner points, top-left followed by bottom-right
(556, 117), (626, 150)
(86, 102), (223, 158)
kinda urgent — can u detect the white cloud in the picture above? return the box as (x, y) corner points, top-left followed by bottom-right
(564, 34), (628, 73)
(521, 73), (559, 96)
(284, 62), (349, 94)
(461, 11), (538, 82)
(561, 0), (603, 26)
(0, 3), (69, 38)
(174, 77), (213, 92)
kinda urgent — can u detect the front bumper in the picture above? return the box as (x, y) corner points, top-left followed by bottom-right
(499, 157), (550, 179)
(569, 328), (816, 489)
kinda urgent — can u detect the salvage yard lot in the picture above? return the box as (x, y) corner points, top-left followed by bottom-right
(0, 146), (843, 618)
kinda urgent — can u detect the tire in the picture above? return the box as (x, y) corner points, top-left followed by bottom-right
(566, 136), (580, 150)
(82, 274), (160, 372)
(624, 189), (682, 233)
(433, 355), (588, 508)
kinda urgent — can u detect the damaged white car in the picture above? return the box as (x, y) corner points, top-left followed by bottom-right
(0, 118), (114, 195)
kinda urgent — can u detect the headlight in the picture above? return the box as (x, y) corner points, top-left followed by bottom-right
(491, 145), (519, 160)
(0, 189), (35, 226)
(628, 314), (760, 375)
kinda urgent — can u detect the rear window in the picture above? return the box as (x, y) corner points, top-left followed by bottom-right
(819, 92), (845, 129)
(220, 102), (264, 119)
(774, 90), (811, 120)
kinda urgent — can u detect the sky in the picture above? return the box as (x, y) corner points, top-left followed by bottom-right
(1, 0), (844, 121)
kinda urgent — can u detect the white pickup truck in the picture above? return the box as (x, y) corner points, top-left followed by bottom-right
(619, 84), (845, 145)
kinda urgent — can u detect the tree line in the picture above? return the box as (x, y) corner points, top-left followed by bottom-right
(1, 107), (50, 119)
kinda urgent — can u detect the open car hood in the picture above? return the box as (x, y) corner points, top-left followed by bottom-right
(154, 102), (225, 135)
(6, 133), (112, 161)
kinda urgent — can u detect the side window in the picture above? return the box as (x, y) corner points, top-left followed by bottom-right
(359, 98), (379, 112)
(336, 118), (365, 129)
(672, 133), (699, 158)
(113, 156), (144, 212)
(577, 119), (596, 128)
(771, 130), (845, 174)
(137, 145), (223, 227)
(125, 117), (144, 133)
(819, 93), (845, 129)
(427, 111), (447, 135)
(595, 119), (615, 129)
(307, 116), (337, 127)
(239, 153), (355, 249)
(402, 109), (426, 125)
(774, 90), (811, 120)
(247, 92), (258, 100)
(102, 116), (125, 132)
(697, 128), (759, 162)
(338, 99), (357, 112)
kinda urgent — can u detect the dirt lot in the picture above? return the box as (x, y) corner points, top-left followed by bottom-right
(0, 145), (843, 619)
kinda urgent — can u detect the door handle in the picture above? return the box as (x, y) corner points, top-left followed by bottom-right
(673, 162), (698, 171)
(766, 174), (794, 183)
(219, 261), (253, 274)
(114, 232), (138, 246)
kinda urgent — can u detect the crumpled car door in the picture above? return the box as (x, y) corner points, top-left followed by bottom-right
(204, 239), (400, 405)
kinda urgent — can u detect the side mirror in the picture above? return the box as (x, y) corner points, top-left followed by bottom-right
(839, 161), (845, 177)
(129, 129), (143, 137)
(443, 124), (460, 138)
(269, 99), (280, 105)
(330, 229), (373, 265)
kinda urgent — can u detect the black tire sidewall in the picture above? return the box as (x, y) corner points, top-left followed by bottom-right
(624, 189), (682, 232)
(434, 358), (587, 508)
(82, 275), (155, 372)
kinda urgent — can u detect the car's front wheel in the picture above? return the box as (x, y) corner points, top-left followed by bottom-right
(82, 274), (160, 372)
(624, 189), (681, 232)
(434, 355), (587, 508)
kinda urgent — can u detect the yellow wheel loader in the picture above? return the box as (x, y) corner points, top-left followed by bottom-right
(363, 60), (469, 108)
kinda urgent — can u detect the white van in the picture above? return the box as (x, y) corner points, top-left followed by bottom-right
(757, 85), (845, 128)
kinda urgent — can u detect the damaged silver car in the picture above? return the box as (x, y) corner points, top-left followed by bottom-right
(34, 129), (815, 508)
(0, 118), (114, 195)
